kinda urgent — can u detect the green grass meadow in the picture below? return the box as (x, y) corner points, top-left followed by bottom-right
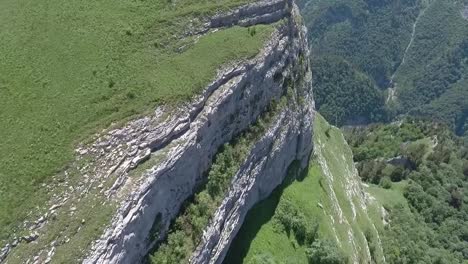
(0, 0), (273, 241)
(224, 166), (317, 264)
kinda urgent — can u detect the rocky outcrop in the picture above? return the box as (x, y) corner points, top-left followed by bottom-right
(83, 1), (313, 263)
(209, 0), (289, 28)
(191, 108), (312, 264)
(386, 155), (411, 168)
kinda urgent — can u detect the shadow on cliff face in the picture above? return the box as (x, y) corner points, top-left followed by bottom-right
(223, 160), (308, 264)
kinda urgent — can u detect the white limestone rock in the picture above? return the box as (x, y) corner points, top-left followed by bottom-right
(82, 1), (313, 263)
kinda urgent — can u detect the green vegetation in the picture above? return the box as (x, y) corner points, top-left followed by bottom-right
(149, 101), (281, 264)
(299, 0), (468, 132)
(347, 120), (425, 160)
(224, 162), (330, 264)
(225, 114), (383, 264)
(312, 55), (386, 126)
(298, 0), (468, 261)
(306, 239), (348, 264)
(5, 161), (117, 263)
(366, 181), (408, 210)
(346, 119), (435, 184)
(297, 0), (420, 126)
(347, 120), (468, 262)
(394, 0), (468, 121)
(299, 0), (420, 88)
(0, 0), (274, 242)
(412, 81), (468, 136)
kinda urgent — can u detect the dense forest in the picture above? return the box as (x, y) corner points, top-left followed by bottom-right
(312, 55), (386, 125)
(297, 0), (419, 126)
(345, 120), (468, 263)
(299, 0), (468, 135)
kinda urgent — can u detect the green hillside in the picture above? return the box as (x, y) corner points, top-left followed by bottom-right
(0, 0), (273, 242)
(299, 0), (468, 134)
(298, 0), (420, 125)
(346, 120), (468, 263)
(393, 0), (468, 135)
(225, 114), (385, 264)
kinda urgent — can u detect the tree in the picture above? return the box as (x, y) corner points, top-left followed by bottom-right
(306, 239), (348, 264)
(404, 143), (427, 168)
(380, 177), (392, 189)
(450, 188), (463, 209)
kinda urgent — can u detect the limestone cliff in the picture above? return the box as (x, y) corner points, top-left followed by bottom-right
(1, 1), (313, 263)
(189, 5), (313, 264)
(85, 1), (313, 263)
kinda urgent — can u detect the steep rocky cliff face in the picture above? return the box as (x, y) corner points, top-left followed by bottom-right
(190, 8), (313, 264)
(85, 2), (313, 263)
(0, 1), (313, 263)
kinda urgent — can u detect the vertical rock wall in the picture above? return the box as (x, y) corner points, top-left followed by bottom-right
(84, 1), (314, 263)
(190, 4), (313, 264)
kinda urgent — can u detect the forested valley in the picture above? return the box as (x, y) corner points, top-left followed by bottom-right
(298, 0), (468, 136)
(298, 0), (468, 262)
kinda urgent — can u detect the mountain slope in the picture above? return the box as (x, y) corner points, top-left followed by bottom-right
(1, 1), (315, 263)
(0, 0), (257, 245)
(225, 114), (385, 264)
(299, 0), (468, 134)
(297, 0), (420, 126)
(346, 120), (468, 263)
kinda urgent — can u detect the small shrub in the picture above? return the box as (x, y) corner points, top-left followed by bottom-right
(306, 239), (348, 264)
(126, 91), (136, 99)
(149, 213), (163, 242)
(248, 26), (257, 37)
(404, 143), (427, 168)
(450, 188), (463, 209)
(325, 126), (332, 138)
(387, 165), (405, 182)
(273, 199), (318, 245)
(380, 177), (392, 189)
(108, 79), (115, 88)
(463, 160), (468, 178)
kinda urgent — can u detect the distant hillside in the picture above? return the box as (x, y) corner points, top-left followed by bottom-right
(298, 0), (420, 126)
(345, 119), (468, 262)
(299, 0), (468, 134)
(393, 0), (468, 135)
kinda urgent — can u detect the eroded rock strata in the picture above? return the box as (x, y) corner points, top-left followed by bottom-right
(1, 0), (313, 263)
(190, 5), (313, 264)
(84, 1), (313, 263)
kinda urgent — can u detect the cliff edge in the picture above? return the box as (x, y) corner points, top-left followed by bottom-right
(1, 1), (314, 263)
